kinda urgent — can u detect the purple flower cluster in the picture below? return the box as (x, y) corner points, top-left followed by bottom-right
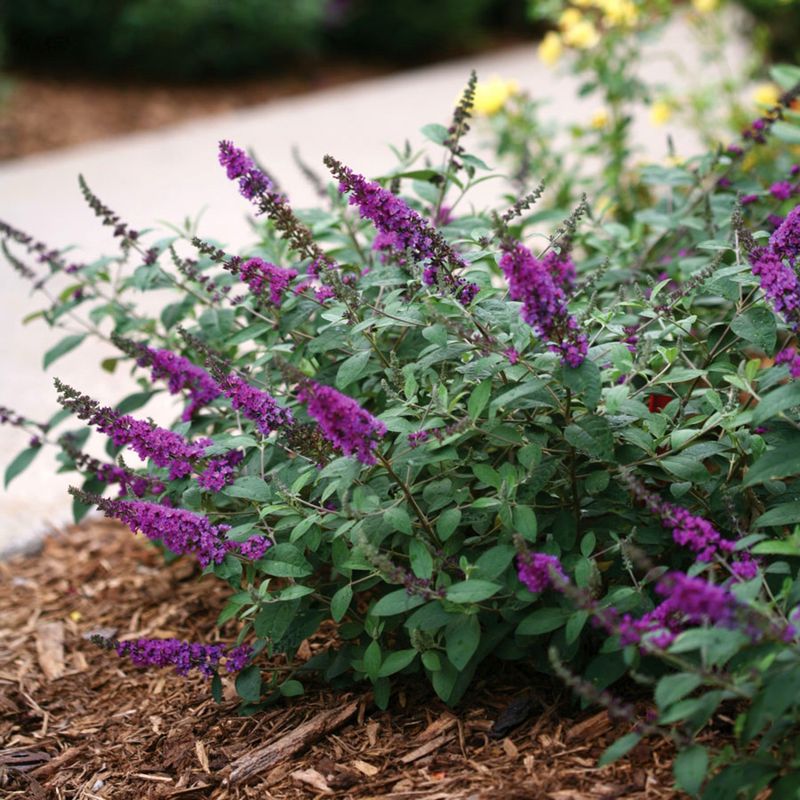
(499, 241), (588, 367)
(220, 373), (294, 436)
(776, 346), (800, 378)
(56, 384), (212, 480)
(140, 347), (221, 422)
(115, 638), (252, 677)
(516, 550), (567, 594)
(196, 450), (245, 492)
(218, 140), (273, 200)
(664, 505), (735, 562)
(618, 572), (738, 650)
(93, 495), (232, 565)
(325, 157), (479, 306)
(297, 380), (386, 465)
(771, 205), (800, 266)
(87, 493), (269, 567)
(750, 245), (800, 331)
(239, 257), (298, 306)
(96, 463), (165, 498)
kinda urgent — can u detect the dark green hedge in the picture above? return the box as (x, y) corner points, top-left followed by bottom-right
(0, 0), (523, 81)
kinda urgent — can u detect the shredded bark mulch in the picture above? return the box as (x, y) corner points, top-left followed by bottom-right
(0, 64), (390, 162)
(0, 522), (683, 799)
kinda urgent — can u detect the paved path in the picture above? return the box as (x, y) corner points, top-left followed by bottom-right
(0, 14), (747, 554)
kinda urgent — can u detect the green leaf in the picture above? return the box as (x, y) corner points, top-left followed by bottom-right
(436, 507), (462, 541)
(562, 359), (601, 410)
(259, 543), (313, 578)
(378, 648), (417, 677)
(564, 415), (614, 461)
(468, 379), (492, 420)
(330, 585), (352, 622)
(673, 745), (708, 797)
(211, 673), (223, 703)
(43, 333), (86, 369)
(754, 501), (800, 527)
(4, 446), (41, 488)
(372, 590), (426, 616)
(730, 307), (776, 352)
(336, 350), (371, 389)
(279, 679), (304, 697)
(513, 506), (538, 542)
(516, 607), (569, 635)
(744, 443), (800, 487)
(223, 476), (272, 502)
(472, 463), (502, 489)
(363, 640), (381, 680)
(421, 123), (449, 144)
(235, 665), (262, 703)
(773, 120), (800, 144)
(752, 382), (800, 425)
(385, 505), (412, 535)
(446, 580), (502, 604)
(655, 673), (702, 709)
(598, 732), (641, 766)
(446, 615), (481, 670)
(116, 391), (156, 414)
(409, 540), (434, 579)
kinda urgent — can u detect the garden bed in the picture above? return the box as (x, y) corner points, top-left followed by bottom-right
(0, 523), (682, 799)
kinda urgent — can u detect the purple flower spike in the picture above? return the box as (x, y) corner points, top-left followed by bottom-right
(115, 638), (253, 677)
(239, 257), (298, 306)
(516, 550), (566, 594)
(499, 241), (587, 367)
(140, 347), (222, 422)
(324, 155), (477, 306)
(750, 245), (800, 329)
(218, 140), (273, 200)
(92, 495), (233, 567)
(776, 346), (800, 378)
(220, 373), (294, 436)
(297, 380), (386, 465)
(771, 204), (800, 265)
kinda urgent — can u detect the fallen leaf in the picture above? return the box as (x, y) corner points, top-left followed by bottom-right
(35, 622), (64, 680)
(353, 759), (379, 777)
(291, 768), (333, 794)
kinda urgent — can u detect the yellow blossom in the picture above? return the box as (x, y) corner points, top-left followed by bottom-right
(591, 108), (610, 129)
(559, 8), (584, 29)
(649, 100), (673, 126)
(538, 31), (564, 67)
(691, 0), (719, 12)
(599, 0), (639, 27)
(472, 77), (519, 116)
(563, 18), (601, 49)
(753, 83), (780, 108)
(69, 610), (82, 622)
(665, 154), (685, 167)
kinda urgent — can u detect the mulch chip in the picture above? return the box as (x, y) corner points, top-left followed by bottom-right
(0, 522), (683, 798)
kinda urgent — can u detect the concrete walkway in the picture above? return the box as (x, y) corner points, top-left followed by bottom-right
(0, 14), (748, 554)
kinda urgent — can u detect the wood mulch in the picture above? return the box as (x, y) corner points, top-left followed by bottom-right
(0, 522), (683, 799)
(0, 64), (390, 162)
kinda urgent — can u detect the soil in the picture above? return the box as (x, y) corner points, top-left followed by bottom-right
(0, 64), (392, 162)
(0, 521), (689, 799)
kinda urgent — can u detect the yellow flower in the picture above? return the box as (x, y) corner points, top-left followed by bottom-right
(559, 8), (584, 29)
(563, 18), (601, 49)
(665, 154), (685, 167)
(599, 0), (639, 27)
(591, 108), (610, 129)
(649, 100), (673, 126)
(753, 83), (780, 108)
(538, 31), (563, 67)
(691, 0), (719, 12)
(472, 77), (519, 116)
